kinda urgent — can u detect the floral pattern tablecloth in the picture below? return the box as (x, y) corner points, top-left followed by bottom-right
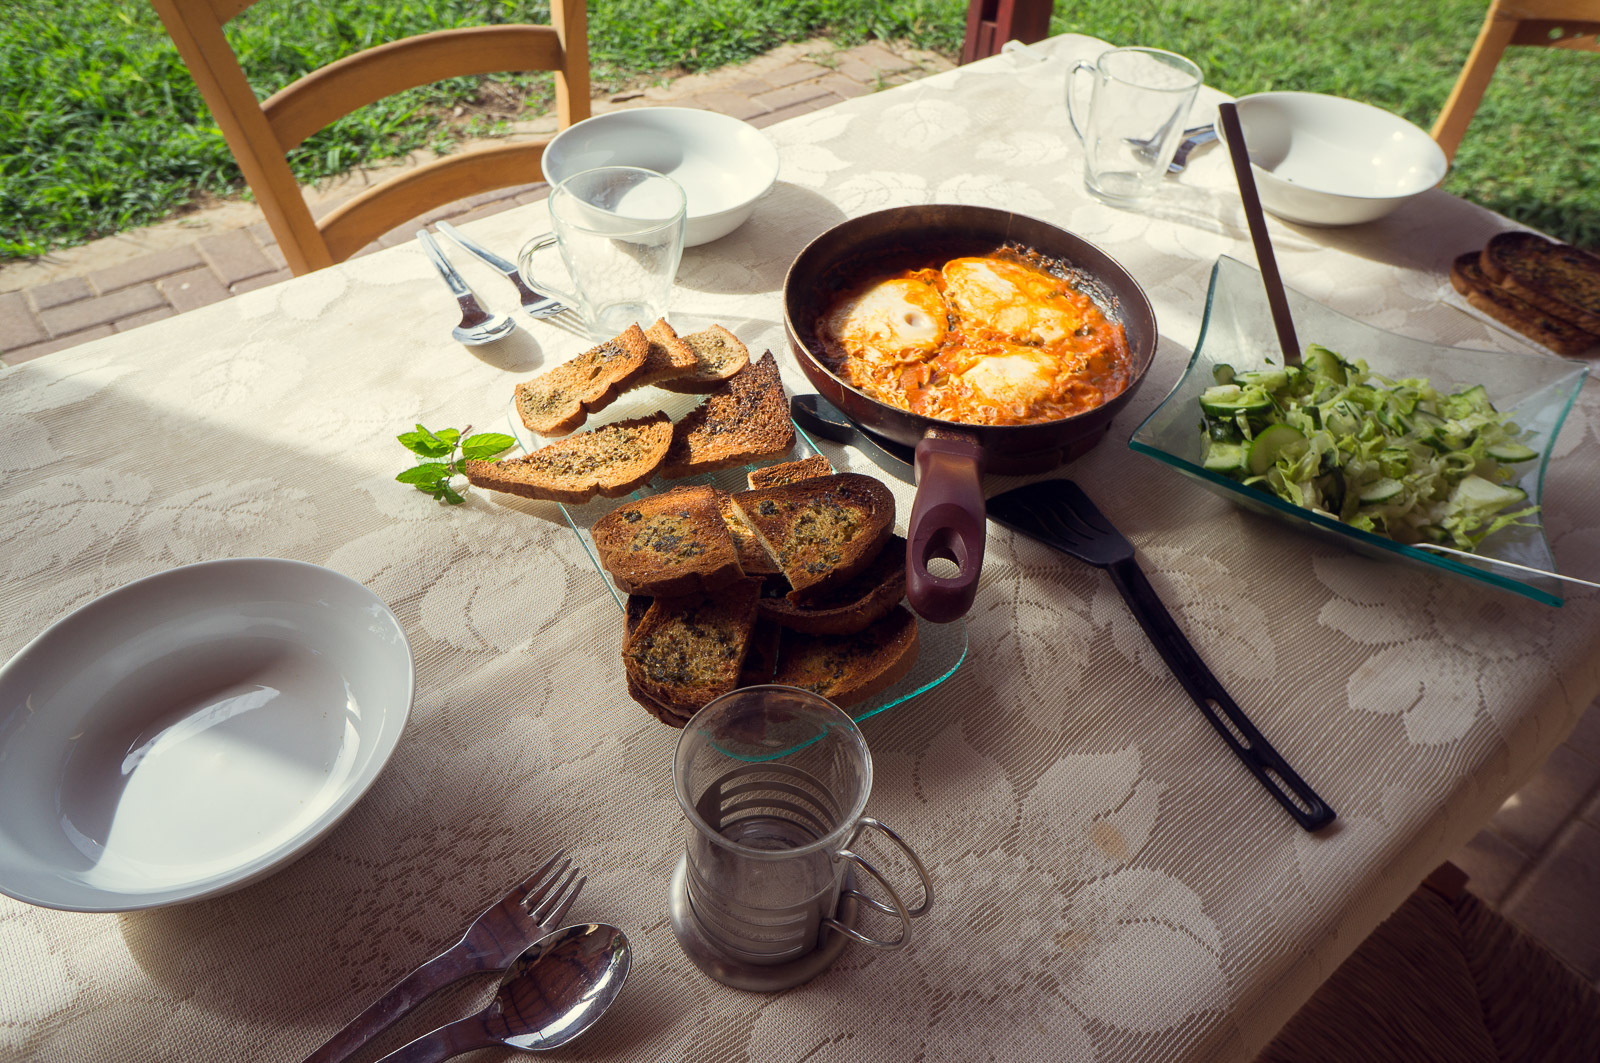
(4, 34), (1598, 1063)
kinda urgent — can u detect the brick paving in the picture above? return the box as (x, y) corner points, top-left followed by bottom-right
(0, 39), (952, 366)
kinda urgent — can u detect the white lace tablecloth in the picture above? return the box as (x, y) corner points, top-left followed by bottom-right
(4, 34), (1598, 1063)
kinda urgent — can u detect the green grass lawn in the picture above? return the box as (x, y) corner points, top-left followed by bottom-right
(2, 0), (1596, 261)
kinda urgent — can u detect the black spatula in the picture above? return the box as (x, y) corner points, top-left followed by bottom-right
(987, 479), (1335, 832)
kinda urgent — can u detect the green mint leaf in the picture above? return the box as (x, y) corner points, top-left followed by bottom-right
(399, 426), (453, 458)
(461, 432), (517, 460)
(434, 428), (461, 446)
(440, 483), (466, 505)
(396, 462), (450, 485)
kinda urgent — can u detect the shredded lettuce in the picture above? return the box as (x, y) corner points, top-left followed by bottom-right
(1198, 344), (1540, 551)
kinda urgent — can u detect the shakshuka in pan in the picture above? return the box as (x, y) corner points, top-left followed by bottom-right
(816, 250), (1134, 427)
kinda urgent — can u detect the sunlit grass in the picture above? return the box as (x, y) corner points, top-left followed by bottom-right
(2, 0), (1594, 259)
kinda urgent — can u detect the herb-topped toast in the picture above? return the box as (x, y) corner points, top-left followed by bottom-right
(463, 411), (673, 503)
(1451, 253), (1598, 356)
(622, 580), (762, 718)
(770, 605), (920, 708)
(748, 455), (833, 491)
(730, 473), (895, 602)
(661, 351), (795, 478)
(515, 323), (652, 436)
(757, 535), (907, 635)
(1480, 232), (1600, 335)
(655, 323), (751, 393)
(623, 318), (702, 390)
(592, 484), (745, 596)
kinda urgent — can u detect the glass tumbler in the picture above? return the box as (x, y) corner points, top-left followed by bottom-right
(669, 685), (933, 991)
(518, 166), (687, 338)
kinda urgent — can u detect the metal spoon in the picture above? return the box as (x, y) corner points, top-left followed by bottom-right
(376, 923), (631, 1062)
(417, 229), (517, 345)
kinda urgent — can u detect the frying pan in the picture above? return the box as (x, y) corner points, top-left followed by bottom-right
(782, 205), (1159, 623)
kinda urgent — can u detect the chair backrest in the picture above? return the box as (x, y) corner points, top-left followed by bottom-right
(150, 0), (590, 274)
(1432, 0), (1600, 162)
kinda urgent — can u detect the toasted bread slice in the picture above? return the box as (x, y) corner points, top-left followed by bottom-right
(758, 536), (907, 635)
(515, 324), (651, 435)
(730, 473), (895, 602)
(623, 580), (762, 717)
(1481, 232), (1600, 335)
(593, 484), (745, 596)
(463, 411), (672, 503)
(1451, 253), (1599, 356)
(655, 324), (751, 393)
(748, 455), (833, 491)
(717, 490), (781, 576)
(771, 605), (920, 708)
(623, 318), (702, 390)
(621, 596), (695, 726)
(660, 352), (795, 479)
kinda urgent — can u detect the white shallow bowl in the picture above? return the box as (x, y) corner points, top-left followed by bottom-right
(1224, 91), (1449, 227)
(0, 559), (413, 912)
(544, 107), (781, 246)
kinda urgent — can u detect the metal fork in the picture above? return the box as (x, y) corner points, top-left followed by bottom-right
(435, 220), (569, 320)
(304, 851), (586, 1063)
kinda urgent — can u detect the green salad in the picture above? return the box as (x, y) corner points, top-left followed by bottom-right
(1197, 344), (1540, 550)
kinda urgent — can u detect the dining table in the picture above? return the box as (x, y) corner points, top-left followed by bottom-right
(4, 31), (1599, 1063)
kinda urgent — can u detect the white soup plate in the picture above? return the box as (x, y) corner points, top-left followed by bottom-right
(543, 107), (781, 246)
(1225, 91), (1449, 227)
(0, 558), (413, 911)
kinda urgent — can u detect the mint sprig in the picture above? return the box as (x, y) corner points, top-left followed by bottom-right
(396, 424), (516, 505)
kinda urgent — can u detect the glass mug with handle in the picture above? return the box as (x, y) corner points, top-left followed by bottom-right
(518, 166), (688, 338)
(669, 685), (934, 992)
(1067, 46), (1203, 206)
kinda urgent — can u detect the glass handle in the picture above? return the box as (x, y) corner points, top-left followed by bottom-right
(516, 234), (578, 306)
(1066, 60), (1096, 144)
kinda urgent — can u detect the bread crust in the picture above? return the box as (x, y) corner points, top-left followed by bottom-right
(623, 318), (702, 390)
(1451, 252), (1599, 356)
(660, 352), (796, 478)
(747, 455), (833, 491)
(730, 473), (896, 603)
(1481, 232), (1600, 334)
(655, 324), (751, 393)
(593, 484), (746, 597)
(463, 411), (672, 503)
(756, 535), (907, 635)
(515, 324), (652, 435)
(771, 605), (920, 708)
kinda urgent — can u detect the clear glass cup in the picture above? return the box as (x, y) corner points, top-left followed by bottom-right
(1067, 46), (1203, 206)
(518, 166), (687, 338)
(670, 685), (932, 988)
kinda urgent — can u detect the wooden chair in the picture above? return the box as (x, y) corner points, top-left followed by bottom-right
(961, 0), (1054, 63)
(149, 0), (590, 275)
(1432, 0), (1600, 162)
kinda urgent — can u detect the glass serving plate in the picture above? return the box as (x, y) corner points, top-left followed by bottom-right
(1128, 255), (1590, 606)
(507, 384), (968, 723)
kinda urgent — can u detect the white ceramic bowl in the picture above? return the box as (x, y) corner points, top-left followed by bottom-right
(1224, 91), (1449, 227)
(543, 107), (780, 246)
(0, 559), (413, 911)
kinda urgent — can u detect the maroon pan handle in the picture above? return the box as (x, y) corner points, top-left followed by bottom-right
(907, 435), (987, 623)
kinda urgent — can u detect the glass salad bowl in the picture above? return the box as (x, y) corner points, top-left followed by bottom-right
(1129, 255), (1589, 606)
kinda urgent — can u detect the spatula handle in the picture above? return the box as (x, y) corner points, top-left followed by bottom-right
(1107, 557), (1335, 832)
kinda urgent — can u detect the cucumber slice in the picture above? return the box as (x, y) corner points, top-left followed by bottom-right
(1449, 475), (1528, 510)
(1306, 345), (1347, 385)
(1247, 423), (1308, 476)
(1199, 385), (1271, 417)
(1235, 369), (1289, 391)
(1202, 441), (1247, 472)
(1357, 478), (1404, 503)
(1486, 442), (1538, 463)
